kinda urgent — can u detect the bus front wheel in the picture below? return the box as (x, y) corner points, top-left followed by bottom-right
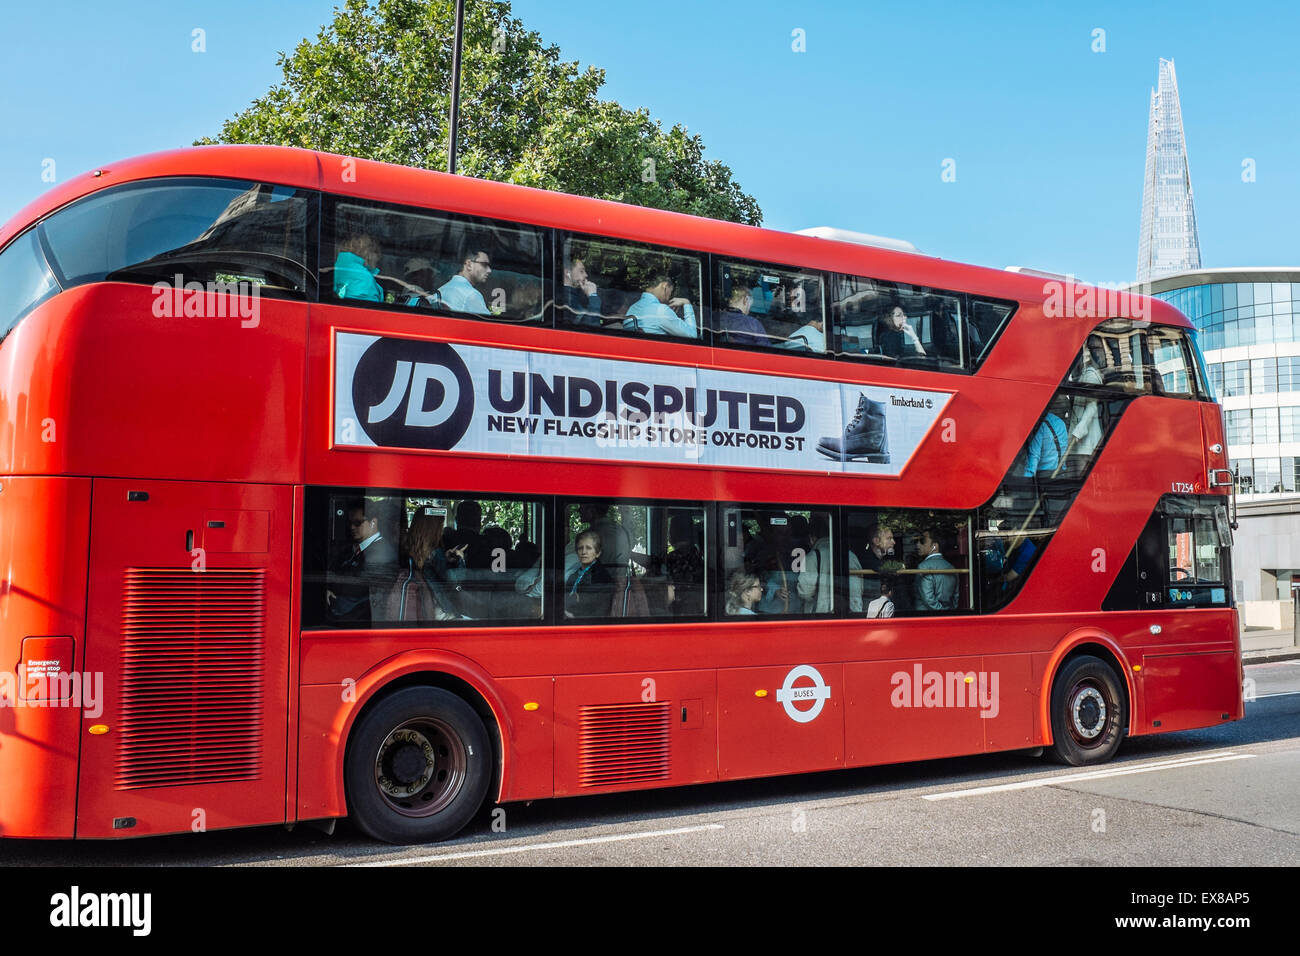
(1048, 655), (1126, 766)
(345, 687), (492, 844)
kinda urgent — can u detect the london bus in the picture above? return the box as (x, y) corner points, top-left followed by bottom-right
(0, 146), (1242, 844)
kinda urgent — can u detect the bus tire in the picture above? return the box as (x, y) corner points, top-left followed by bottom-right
(1048, 655), (1126, 766)
(344, 686), (492, 844)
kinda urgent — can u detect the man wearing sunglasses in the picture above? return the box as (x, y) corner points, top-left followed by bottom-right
(438, 247), (493, 315)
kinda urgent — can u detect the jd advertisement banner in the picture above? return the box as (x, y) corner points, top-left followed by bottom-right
(334, 333), (954, 475)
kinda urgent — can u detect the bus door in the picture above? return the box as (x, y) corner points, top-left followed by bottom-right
(76, 478), (292, 838)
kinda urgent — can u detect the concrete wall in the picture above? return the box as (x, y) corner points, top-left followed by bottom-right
(1232, 504), (1300, 602)
(1240, 599), (1295, 630)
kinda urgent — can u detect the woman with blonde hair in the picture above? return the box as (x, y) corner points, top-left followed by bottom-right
(725, 570), (763, 616)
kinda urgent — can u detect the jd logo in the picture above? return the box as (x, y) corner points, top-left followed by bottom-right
(353, 338), (474, 450)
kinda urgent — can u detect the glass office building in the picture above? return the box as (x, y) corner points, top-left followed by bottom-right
(1151, 268), (1300, 605)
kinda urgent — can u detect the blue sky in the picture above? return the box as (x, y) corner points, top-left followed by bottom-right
(2, 0), (1297, 284)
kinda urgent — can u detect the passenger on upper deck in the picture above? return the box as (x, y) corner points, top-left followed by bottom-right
(1067, 340), (1105, 466)
(438, 247), (493, 315)
(401, 257), (440, 308)
(333, 236), (384, 302)
(717, 286), (768, 347)
(624, 274), (698, 338)
(1021, 396), (1072, 478)
(562, 258), (602, 326)
(781, 315), (825, 352)
(717, 286), (764, 348)
(876, 306), (927, 358)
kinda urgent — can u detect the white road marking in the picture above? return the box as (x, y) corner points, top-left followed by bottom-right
(923, 751), (1257, 801)
(1248, 691), (1300, 700)
(343, 823), (726, 867)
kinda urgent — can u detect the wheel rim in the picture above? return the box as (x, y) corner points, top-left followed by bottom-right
(373, 717), (467, 817)
(1066, 680), (1111, 748)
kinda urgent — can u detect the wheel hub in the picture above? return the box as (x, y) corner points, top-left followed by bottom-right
(377, 728), (435, 797)
(1071, 687), (1106, 739)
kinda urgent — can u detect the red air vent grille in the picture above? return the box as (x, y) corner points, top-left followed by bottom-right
(578, 702), (671, 788)
(116, 569), (266, 789)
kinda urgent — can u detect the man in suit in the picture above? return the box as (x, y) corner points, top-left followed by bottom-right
(326, 497), (399, 626)
(916, 528), (958, 612)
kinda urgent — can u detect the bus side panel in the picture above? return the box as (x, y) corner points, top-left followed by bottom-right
(493, 676), (555, 803)
(0, 477), (91, 838)
(1139, 651), (1243, 733)
(0, 286), (306, 484)
(718, 664), (843, 780)
(553, 670), (716, 798)
(844, 657), (984, 765)
(297, 683), (348, 820)
(76, 478), (292, 838)
(980, 653), (1037, 752)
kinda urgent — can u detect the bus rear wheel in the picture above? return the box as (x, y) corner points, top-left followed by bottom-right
(345, 687), (492, 844)
(1048, 655), (1125, 766)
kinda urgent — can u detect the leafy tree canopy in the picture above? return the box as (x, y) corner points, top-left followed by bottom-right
(199, 0), (762, 225)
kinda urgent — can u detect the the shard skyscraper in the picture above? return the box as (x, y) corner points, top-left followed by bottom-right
(1136, 58), (1202, 283)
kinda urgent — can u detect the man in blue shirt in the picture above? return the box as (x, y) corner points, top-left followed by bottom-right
(437, 249), (493, 315)
(624, 275), (698, 338)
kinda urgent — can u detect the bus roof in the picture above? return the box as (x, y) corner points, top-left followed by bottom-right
(0, 145), (1191, 330)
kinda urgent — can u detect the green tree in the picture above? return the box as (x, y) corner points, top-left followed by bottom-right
(199, 0), (761, 225)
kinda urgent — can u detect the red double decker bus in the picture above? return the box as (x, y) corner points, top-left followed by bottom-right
(0, 146), (1242, 844)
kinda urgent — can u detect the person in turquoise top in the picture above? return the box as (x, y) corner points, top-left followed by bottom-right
(624, 275), (697, 338)
(333, 236), (384, 302)
(1022, 396), (1072, 478)
(437, 249), (492, 315)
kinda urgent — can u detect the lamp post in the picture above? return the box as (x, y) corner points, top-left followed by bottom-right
(447, 0), (465, 174)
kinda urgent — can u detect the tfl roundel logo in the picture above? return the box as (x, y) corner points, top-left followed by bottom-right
(353, 338), (475, 450)
(775, 664), (832, 723)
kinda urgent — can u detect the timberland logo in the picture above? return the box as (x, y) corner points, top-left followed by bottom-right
(889, 395), (933, 408)
(49, 886), (151, 936)
(890, 664), (1000, 718)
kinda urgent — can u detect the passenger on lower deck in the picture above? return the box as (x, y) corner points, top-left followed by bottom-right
(565, 530), (613, 618)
